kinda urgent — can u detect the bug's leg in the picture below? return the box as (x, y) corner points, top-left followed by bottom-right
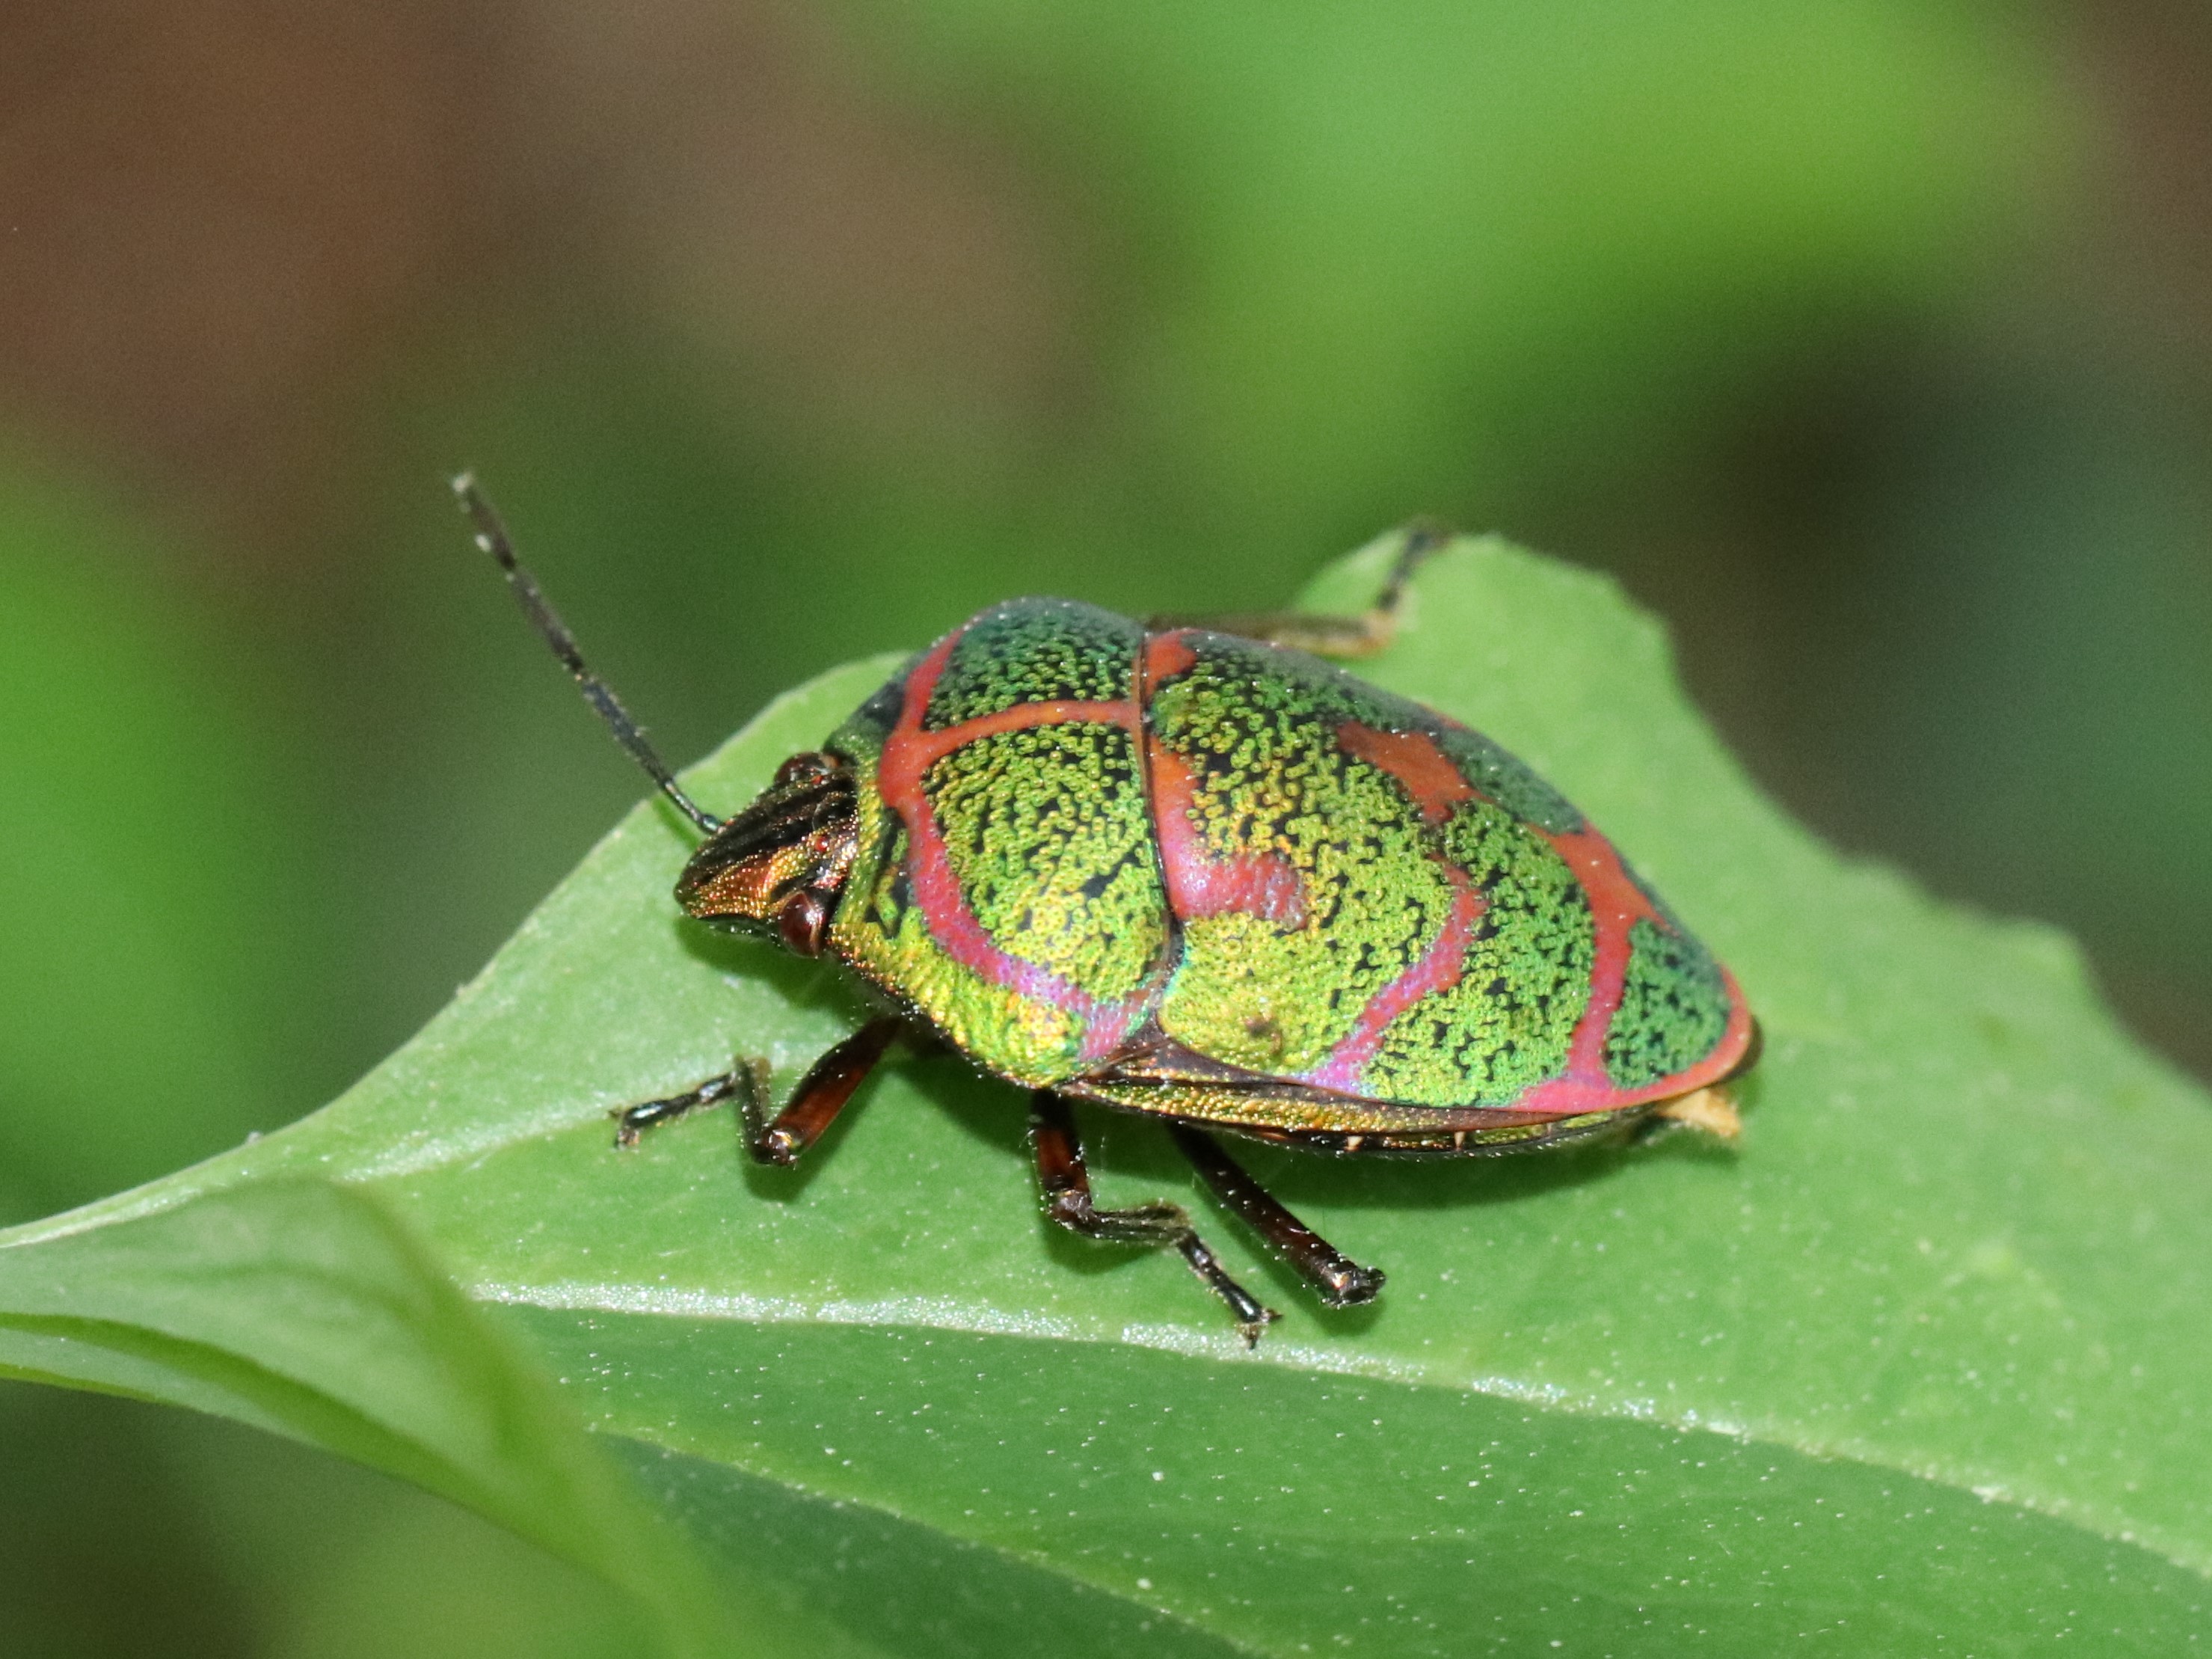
(1145, 519), (1451, 658)
(612, 1063), (764, 1149)
(743, 1016), (902, 1167)
(1169, 1123), (1386, 1307)
(1030, 1094), (1279, 1345)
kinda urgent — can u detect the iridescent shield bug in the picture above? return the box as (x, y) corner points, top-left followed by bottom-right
(458, 476), (1757, 1342)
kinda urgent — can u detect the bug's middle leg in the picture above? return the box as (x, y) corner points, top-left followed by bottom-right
(1029, 1094), (1279, 1345)
(1169, 1123), (1386, 1307)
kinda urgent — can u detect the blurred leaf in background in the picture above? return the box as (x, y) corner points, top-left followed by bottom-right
(0, 460), (310, 1224)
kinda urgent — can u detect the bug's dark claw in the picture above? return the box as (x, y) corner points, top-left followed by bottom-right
(1170, 1123), (1388, 1313)
(747, 1126), (802, 1167)
(1236, 1306), (1282, 1349)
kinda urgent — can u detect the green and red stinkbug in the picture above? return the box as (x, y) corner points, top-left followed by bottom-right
(458, 477), (1758, 1343)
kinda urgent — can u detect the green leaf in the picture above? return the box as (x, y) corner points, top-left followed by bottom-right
(0, 1180), (751, 1656)
(7, 538), (2212, 1652)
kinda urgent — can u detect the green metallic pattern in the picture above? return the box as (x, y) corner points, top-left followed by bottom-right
(924, 723), (1168, 1004)
(923, 600), (1141, 730)
(825, 666), (911, 760)
(818, 608), (1741, 1118)
(1604, 916), (1731, 1089)
(1150, 641), (1454, 1074)
(832, 775), (1090, 1089)
(1362, 798), (1594, 1107)
(826, 613), (1167, 1091)
(1431, 726), (1585, 835)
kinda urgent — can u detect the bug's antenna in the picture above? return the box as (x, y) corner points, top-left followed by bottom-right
(453, 472), (723, 835)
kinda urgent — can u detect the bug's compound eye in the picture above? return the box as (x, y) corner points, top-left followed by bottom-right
(774, 752), (836, 788)
(775, 890), (831, 957)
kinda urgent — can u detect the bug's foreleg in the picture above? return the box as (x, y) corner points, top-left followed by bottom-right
(611, 1015), (900, 1156)
(741, 1016), (902, 1167)
(1168, 1124), (1386, 1307)
(1029, 1094), (1279, 1345)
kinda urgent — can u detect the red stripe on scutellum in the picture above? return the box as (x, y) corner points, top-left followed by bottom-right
(1145, 741), (1309, 930)
(1140, 628), (1312, 929)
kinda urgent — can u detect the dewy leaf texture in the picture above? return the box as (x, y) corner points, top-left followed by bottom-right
(4, 537), (2210, 1653)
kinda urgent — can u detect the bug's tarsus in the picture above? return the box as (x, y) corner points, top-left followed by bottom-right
(1030, 1094), (1278, 1345)
(1369, 517), (1454, 631)
(612, 1060), (766, 1148)
(1170, 1123), (1385, 1307)
(453, 471), (723, 835)
(742, 1017), (900, 1166)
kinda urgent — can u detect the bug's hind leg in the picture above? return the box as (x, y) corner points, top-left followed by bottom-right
(613, 1016), (900, 1162)
(1169, 1124), (1386, 1307)
(1030, 1094), (1279, 1345)
(1146, 519), (1451, 659)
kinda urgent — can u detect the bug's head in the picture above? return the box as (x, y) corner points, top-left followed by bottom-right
(675, 752), (860, 957)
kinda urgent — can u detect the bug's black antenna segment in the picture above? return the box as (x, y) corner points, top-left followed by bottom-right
(453, 472), (723, 835)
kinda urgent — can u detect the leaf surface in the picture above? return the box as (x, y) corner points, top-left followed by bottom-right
(7, 538), (2211, 1652)
(0, 1180), (766, 1656)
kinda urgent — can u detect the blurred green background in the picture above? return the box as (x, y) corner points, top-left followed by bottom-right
(4, 0), (2209, 1652)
